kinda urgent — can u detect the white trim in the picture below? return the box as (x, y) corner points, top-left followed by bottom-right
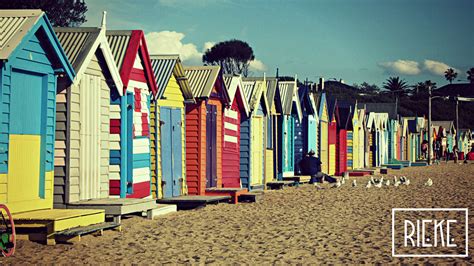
(133, 167), (151, 183)
(109, 172), (120, 180)
(224, 109), (238, 120)
(224, 122), (237, 131)
(224, 135), (237, 143)
(127, 80), (149, 91)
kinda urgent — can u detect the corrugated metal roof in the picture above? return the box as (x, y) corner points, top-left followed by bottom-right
(106, 30), (132, 70)
(184, 65), (220, 98)
(223, 74), (250, 116)
(150, 54), (193, 101)
(278, 81), (296, 115)
(54, 27), (100, 72)
(242, 79), (268, 113)
(0, 9), (43, 59)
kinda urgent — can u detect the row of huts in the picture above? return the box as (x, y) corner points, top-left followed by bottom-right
(0, 10), (468, 240)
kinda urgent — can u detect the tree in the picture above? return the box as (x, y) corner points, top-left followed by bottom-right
(202, 39), (255, 77)
(444, 68), (458, 84)
(0, 0), (88, 27)
(467, 68), (474, 84)
(383, 77), (409, 95)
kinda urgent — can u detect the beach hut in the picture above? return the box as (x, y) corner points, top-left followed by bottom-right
(53, 16), (124, 207)
(0, 9), (74, 213)
(241, 78), (269, 190)
(346, 103), (359, 170)
(327, 98), (337, 175)
(432, 121), (455, 158)
(0, 10), (106, 243)
(184, 66), (230, 195)
(294, 85), (318, 174)
(355, 105), (367, 168)
(277, 80), (302, 178)
(106, 30), (158, 198)
(149, 55), (194, 198)
(242, 77), (282, 183)
(316, 92), (329, 173)
(335, 102), (351, 175)
(221, 75), (249, 188)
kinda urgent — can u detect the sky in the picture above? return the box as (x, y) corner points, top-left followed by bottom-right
(84, 0), (474, 87)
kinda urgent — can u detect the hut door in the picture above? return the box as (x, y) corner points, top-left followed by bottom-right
(287, 116), (295, 172)
(171, 109), (182, 197)
(161, 108), (182, 197)
(79, 75), (101, 200)
(8, 70), (45, 211)
(206, 105), (217, 188)
(161, 108), (174, 198)
(251, 116), (264, 186)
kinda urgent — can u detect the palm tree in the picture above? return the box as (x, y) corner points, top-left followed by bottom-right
(383, 77), (408, 114)
(467, 67), (474, 84)
(444, 68), (457, 84)
(412, 82), (426, 95)
(383, 76), (409, 95)
(424, 80), (437, 90)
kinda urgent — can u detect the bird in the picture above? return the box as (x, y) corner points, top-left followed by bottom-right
(424, 178), (433, 187)
(404, 178), (411, 186)
(366, 180), (372, 188)
(332, 180), (342, 188)
(374, 180), (383, 188)
(394, 180), (400, 187)
(341, 176), (346, 185)
(352, 179), (357, 187)
(385, 179), (390, 186)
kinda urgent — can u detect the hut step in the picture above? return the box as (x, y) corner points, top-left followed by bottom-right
(55, 222), (120, 243)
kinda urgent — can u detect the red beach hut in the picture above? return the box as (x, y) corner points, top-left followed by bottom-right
(184, 66), (231, 195)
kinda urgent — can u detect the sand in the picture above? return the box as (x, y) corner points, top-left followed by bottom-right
(2, 162), (473, 264)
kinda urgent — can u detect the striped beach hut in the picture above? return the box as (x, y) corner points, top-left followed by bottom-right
(0, 10), (75, 213)
(355, 105), (367, 168)
(346, 103), (358, 170)
(295, 85), (318, 174)
(241, 78), (269, 190)
(53, 16), (124, 207)
(335, 102), (351, 175)
(149, 55), (194, 198)
(222, 75), (249, 188)
(106, 30), (158, 198)
(277, 80), (302, 178)
(184, 66), (230, 195)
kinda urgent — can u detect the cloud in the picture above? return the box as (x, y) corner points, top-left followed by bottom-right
(378, 60), (421, 75)
(249, 59), (267, 71)
(202, 41), (215, 52)
(145, 31), (267, 71)
(423, 59), (460, 76)
(145, 31), (203, 63)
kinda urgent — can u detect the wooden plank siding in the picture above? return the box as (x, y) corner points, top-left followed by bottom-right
(0, 27), (58, 213)
(222, 99), (241, 188)
(156, 74), (187, 198)
(185, 101), (207, 195)
(54, 52), (111, 206)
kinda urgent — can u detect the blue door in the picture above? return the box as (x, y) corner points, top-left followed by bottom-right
(161, 107), (183, 198)
(171, 109), (182, 197)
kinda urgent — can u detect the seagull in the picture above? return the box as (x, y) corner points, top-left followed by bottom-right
(352, 179), (357, 187)
(341, 176), (346, 185)
(385, 179), (390, 186)
(405, 178), (411, 186)
(332, 180), (342, 188)
(366, 180), (372, 188)
(424, 178), (433, 187)
(374, 180), (383, 188)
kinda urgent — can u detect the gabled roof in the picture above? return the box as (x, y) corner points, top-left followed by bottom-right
(242, 79), (269, 114)
(327, 96), (338, 121)
(149, 54), (194, 102)
(278, 80), (302, 120)
(336, 104), (352, 130)
(432, 120), (455, 133)
(298, 85), (316, 115)
(317, 92), (328, 122)
(223, 75), (250, 117)
(55, 21), (123, 95)
(184, 65), (224, 99)
(0, 9), (74, 81)
(243, 76), (282, 114)
(106, 30), (157, 96)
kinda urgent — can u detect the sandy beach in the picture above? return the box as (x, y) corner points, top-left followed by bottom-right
(2, 162), (473, 264)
